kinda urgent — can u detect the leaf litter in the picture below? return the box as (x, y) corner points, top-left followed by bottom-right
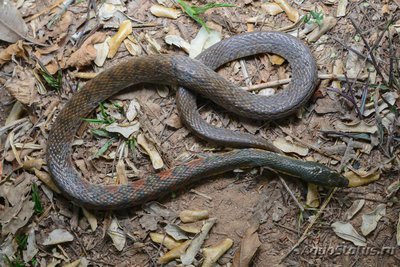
(0, 0), (399, 266)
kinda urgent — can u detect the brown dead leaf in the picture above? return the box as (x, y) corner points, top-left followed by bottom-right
(137, 134), (164, 169)
(47, 11), (73, 39)
(165, 113), (182, 129)
(35, 44), (60, 55)
(344, 168), (381, 187)
(65, 32), (107, 68)
(0, 0), (44, 45)
(108, 20), (132, 58)
(261, 3), (284, 15)
(274, 0), (299, 23)
(203, 239), (233, 267)
(34, 169), (61, 194)
(116, 159), (128, 185)
(233, 219), (261, 267)
(150, 232), (183, 250)
(0, 40), (28, 66)
(4, 65), (38, 106)
(0, 173), (35, 235)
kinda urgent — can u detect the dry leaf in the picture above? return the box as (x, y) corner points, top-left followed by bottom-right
(66, 32), (106, 68)
(22, 229), (38, 262)
(307, 16), (337, 43)
(179, 209), (209, 223)
(181, 218), (217, 265)
(189, 27), (221, 58)
(99, 2), (126, 21)
(2, 200), (34, 235)
(164, 224), (189, 241)
(202, 239), (233, 267)
(360, 204), (386, 236)
(268, 54), (285, 65)
(0, 40), (28, 66)
(334, 120), (378, 134)
(178, 222), (202, 234)
(4, 65), (38, 106)
(261, 3), (283, 15)
(397, 213), (400, 246)
(233, 220), (261, 267)
(105, 121), (140, 138)
(139, 214), (158, 231)
(82, 208), (98, 231)
(344, 44), (364, 78)
(107, 218), (126, 251)
(116, 159), (128, 184)
(143, 201), (176, 220)
(0, 174), (35, 235)
(124, 38), (142, 56)
(331, 221), (366, 246)
(306, 183), (319, 208)
(150, 233), (183, 250)
(274, 0), (299, 23)
(94, 37), (110, 67)
(126, 99), (140, 121)
(0, 235), (16, 266)
(43, 229), (74, 245)
(0, 0), (43, 45)
(273, 136), (309, 156)
(145, 33), (162, 53)
(47, 11), (73, 39)
(158, 240), (191, 264)
(34, 169), (61, 194)
(165, 35), (190, 54)
(137, 134), (164, 169)
(344, 199), (365, 220)
(344, 168), (381, 187)
(150, 4), (181, 19)
(63, 259), (81, 267)
(336, 0), (348, 17)
(165, 113), (182, 129)
(0, 0), (28, 43)
(108, 20), (132, 58)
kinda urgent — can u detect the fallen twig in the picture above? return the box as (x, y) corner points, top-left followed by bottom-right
(279, 188), (338, 263)
(243, 73), (368, 91)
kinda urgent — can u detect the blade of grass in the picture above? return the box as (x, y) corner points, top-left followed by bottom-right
(95, 139), (114, 158)
(31, 183), (43, 214)
(81, 118), (113, 124)
(176, 0), (235, 31)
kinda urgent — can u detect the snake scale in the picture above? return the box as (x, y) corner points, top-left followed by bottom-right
(47, 31), (349, 210)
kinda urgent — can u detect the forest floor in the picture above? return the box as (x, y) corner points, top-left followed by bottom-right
(0, 0), (400, 266)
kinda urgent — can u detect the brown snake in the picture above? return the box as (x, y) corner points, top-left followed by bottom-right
(47, 32), (349, 210)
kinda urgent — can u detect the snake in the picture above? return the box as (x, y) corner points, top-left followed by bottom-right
(47, 31), (349, 210)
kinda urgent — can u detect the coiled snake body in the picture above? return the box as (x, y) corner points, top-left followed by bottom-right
(47, 32), (348, 210)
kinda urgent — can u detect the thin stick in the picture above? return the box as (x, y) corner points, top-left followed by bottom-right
(242, 73), (368, 91)
(276, 124), (342, 161)
(349, 18), (386, 84)
(278, 176), (304, 212)
(279, 188), (338, 263)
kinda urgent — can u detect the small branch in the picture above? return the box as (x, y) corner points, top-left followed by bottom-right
(47, 0), (75, 28)
(278, 176), (304, 212)
(242, 73), (368, 91)
(330, 36), (372, 64)
(279, 188), (338, 263)
(349, 17), (386, 84)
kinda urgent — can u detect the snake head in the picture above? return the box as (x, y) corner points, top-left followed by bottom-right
(303, 162), (349, 187)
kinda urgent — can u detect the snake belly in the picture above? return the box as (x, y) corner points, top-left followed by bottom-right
(47, 31), (348, 210)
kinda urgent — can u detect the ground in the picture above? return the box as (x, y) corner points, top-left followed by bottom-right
(0, 0), (400, 266)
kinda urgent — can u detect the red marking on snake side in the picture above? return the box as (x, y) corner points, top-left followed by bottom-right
(132, 178), (145, 189)
(186, 158), (205, 167)
(158, 170), (174, 181)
